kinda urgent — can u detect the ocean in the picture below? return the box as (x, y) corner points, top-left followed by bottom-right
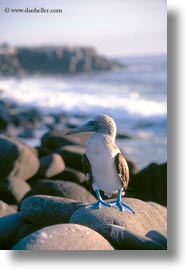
(0, 54), (167, 169)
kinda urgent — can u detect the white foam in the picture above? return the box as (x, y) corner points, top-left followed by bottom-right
(0, 76), (166, 123)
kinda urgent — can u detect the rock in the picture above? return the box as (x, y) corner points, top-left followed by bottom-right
(20, 195), (86, 226)
(12, 223), (113, 250)
(0, 200), (16, 218)
(41, 130), (90, 150)
(0, 136), (39, 181)
(127, 163), (167, 206)
(35, 146), (53, 158)
(94, 224), (166, 250)
(0, 136), (39, 203)
(0, 212), (25, 249)
(57, 145), (86, 171)
(52, 167), (86, 184)
(14, 223), (43, 244)
(70, 198), (167, 238)
(21, 180), (96, 203)
(0, 104), (11, 131)
(0, 179), (31, 204)
(35, 153), (65, 179)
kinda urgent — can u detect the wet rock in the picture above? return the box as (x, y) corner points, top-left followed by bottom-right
(35, 153), (65, 179)
(20, 195), (86, 225)
(21, 180), (96, 203)
(12, 223), (113, 250)
(0, 200), (16, 218)
(94, 224), (166, 250)
(127, 163), (167, 206)
(57, 145), (86, 171)
(70, 198), (167, 238)
(0, 212), (25, 249)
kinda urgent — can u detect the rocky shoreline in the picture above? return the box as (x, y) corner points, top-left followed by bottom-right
(0, 44), (122, 76)
(0, 99), (167, 250)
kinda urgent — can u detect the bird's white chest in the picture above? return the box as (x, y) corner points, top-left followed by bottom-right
(86, 134), (121, 194)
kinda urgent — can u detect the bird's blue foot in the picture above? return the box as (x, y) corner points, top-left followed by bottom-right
(85, 200), (110, 210)
(109, 200), (135, 213)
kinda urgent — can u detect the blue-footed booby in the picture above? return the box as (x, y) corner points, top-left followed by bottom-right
(66, 114), (135, 213)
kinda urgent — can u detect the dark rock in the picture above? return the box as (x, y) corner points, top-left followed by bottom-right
(35, 146), (53, 158)
(52, 167), (86, 184)
(127, 163), (167, 206)
(57, 145), (86, 171)
(0, 179), (31, 205)
(0, 212), (25, 249)
(21, 180), (96, 203)
(70, 198), (167, 238)
(35, 153), (65, 179)
(0, 105), (11, 131)
(0, 136), (39, 181)
(0, 137), (39, 203)
(20, 195), (86, 225)
(0, 200), (16, 218)
(14, 223), (44, 244)
(94, 224), (166, 250)
(41, 129), (90, 150)
(12, 223), (113, 250)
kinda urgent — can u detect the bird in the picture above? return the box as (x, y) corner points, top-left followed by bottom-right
(66, 114), (135, 213)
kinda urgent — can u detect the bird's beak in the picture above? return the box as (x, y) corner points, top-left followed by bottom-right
(66, 120), (98, 135)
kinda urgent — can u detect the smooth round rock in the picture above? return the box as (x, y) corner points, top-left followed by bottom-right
(0, 178), (31, 204)
(57, 145), (86, 171)
(0, 136), (39, 181)
(22, 180), (96, 203)
(20, 195), (86, 225)
(0, 136), (39, 203)
(52, 167), (86, 184)
(12, 223), (113, 250)
(0, 200), (16, 218)
(0, 212), (25, 249)
(36, 153), (65, 178)
(70, 198), (167, 237)
(94, 224), (166, 250)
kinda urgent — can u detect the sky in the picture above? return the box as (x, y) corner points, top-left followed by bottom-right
(0, 0), (167, 57)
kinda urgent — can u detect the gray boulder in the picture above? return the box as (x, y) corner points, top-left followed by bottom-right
(94, 224), (166, 250)
(12, 223), (113, 250)
(21, 180), (96, 203)
(70, 198), (167, 245)
(20, 195), (86, 225)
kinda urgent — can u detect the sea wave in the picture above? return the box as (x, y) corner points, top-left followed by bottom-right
(0, 76), (166, 129)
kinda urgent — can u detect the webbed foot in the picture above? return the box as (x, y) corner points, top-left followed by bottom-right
(109, 200), (135, 214)
(85, 200), (111, 210)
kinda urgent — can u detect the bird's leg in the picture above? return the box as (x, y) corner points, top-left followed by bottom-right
(85, 190), (111, 210)
(109, 189), (135, 214)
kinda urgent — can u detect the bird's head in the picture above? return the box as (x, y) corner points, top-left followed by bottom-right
(66, 114), (117, 138)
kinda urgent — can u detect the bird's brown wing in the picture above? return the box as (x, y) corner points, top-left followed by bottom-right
(115, 152), (129, 190)
(82, 154), (93, 186)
